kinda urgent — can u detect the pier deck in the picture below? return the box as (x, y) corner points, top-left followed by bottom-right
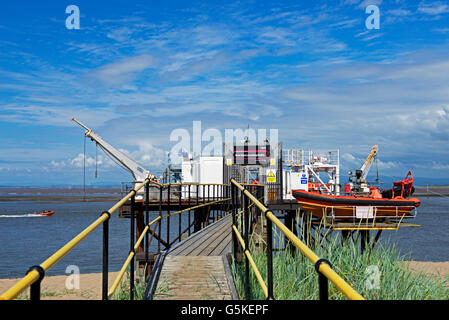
(152, 215), (237, 300)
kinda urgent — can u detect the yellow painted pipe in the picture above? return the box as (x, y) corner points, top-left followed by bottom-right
(134, 216), (161, 251)
(1, 178), (151, 300)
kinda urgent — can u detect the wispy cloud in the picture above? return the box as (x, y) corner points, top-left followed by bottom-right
(86, 54), (156, 86)
(418, 1), (449, 15)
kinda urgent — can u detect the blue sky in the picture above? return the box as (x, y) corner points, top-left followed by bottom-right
(0, 0), (449, 186)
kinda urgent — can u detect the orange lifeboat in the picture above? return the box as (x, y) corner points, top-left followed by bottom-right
(293, 171), (420, 220)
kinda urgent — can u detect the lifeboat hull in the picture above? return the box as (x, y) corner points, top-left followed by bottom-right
(292, 190), (420, 220)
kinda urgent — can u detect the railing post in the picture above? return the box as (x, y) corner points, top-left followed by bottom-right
(102, 211), (111, 300)
(315, 259), (331, 301)
(188, 184), (191, 236)
(179, 186), (182, 243)
(167, 184), (171, 248)
(208, 185), (210, 224)
(158, 186), (162, 253)
(243, 187), (250, 300)
(26, 266), (45, 301)
(145, 182), (149, 276)
(130, 192), (135, 300)
(231, 183), (238, 261)
(266, 209), (274, 300)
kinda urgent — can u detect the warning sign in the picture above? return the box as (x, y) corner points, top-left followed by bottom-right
(226, 159), (232, 166)
(266, 169), (276, 183)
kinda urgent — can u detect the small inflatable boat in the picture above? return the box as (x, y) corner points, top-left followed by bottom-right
(33, 210), (55, 216)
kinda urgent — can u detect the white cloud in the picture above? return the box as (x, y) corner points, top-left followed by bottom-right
(358, 0), (383, 9)
(431, 162), (449, 170)
(88, 54), (156, 85)
(418, 1), (449, 15)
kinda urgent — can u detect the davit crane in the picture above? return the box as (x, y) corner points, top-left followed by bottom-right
(72, 117), (157, 200)
(349, 145), (378, 194)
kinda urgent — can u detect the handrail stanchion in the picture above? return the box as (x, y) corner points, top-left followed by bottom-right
(167, 184), (171, 248)
(196, 184), (200, 232)
(26, 266), (44, 301)
(188, 184), (191, 236)
(179, 187), (182, 243)
(265, 208), (274, 300)
(231, 183), (238, 261)
(208, 185), (210, 224)
(130, 192), (135, 300)
(315, 259), (331, 301)
(158, 186), (162, 252)
(102, 211), (111, 300)
(243, 186), (250, 300)
(145, 182), (150, 276)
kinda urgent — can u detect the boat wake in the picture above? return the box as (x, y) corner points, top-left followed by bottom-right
(0, 214), (44, 218)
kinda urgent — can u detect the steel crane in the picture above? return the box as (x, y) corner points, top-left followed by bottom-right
(72, 118), (156, 199)
(349, 145), (378, 194)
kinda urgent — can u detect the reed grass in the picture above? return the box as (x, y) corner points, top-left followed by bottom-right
(232, 228), (449, 300)
(110, 270), (147, 300)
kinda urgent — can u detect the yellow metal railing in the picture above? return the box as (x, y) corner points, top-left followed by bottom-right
(0, 178), (154, 300)
(230, 178), (364, 300)
(0, 178), (232, 300)
(107, 196), (232, 298)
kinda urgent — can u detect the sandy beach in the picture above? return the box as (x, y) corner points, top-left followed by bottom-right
(0, 271), (119, 300)
(0, 262), (447, 300)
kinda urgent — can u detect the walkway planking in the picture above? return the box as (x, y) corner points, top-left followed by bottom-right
(153, 215), (236, 300)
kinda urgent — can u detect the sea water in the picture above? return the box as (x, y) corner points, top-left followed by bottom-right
(0, 196), (448, 278)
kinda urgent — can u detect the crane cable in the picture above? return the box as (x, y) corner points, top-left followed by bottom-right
(95, 142), (98, 179)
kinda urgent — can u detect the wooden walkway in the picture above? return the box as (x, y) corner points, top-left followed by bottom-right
(153, 215), (237, 300)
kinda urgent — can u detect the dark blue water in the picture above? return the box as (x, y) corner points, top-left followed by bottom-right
(0, 197), (447, 279)
(381, 197), (449, 262)
(0, 200), (194, 278)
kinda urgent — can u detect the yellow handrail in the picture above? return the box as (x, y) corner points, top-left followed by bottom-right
(0, 178), (154, 300)
(108, 198), (232, 298)
(230, 179), (364, 300)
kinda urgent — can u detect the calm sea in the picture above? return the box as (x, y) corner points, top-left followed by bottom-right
(0, 196), (448, 278)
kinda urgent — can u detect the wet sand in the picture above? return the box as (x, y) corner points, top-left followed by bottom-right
(1, 262), (448, 300)
(0, 187), (122, 202)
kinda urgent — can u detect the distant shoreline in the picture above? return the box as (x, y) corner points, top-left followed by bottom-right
(0, 186), (447, 202)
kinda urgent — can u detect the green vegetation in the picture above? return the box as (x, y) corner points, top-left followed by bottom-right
(232, 231), (449, 300)
(110, 270), (148, 300)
